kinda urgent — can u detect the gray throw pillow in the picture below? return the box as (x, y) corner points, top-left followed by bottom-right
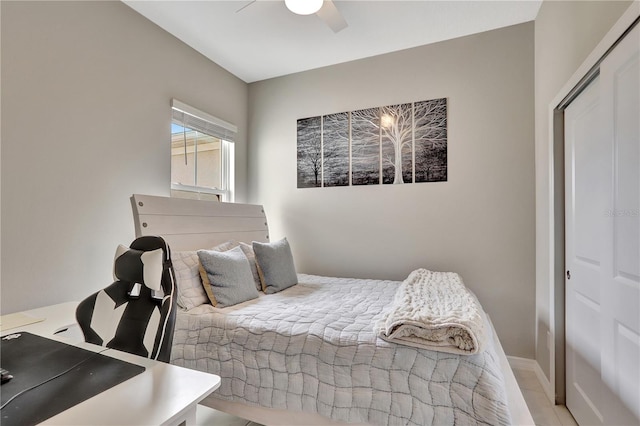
(252, 238), (298, 294)
(197, 246), (259, 307)
(239, 242), (263, 292)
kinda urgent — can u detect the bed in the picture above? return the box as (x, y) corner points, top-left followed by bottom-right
(131, 194), (534, 426)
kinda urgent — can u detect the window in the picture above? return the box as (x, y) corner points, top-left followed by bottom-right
(170, 99), (236, 202)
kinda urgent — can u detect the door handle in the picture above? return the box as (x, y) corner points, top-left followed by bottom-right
(566, 270), (571, 280)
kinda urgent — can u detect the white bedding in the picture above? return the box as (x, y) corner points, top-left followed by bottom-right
(171, 274), (511, 425)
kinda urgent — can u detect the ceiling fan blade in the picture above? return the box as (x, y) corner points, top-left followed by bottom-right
(316, 0), (347, 33)
(235, 0), (256, 13)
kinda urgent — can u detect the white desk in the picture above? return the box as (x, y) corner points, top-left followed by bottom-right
(1, 302), (221, 426)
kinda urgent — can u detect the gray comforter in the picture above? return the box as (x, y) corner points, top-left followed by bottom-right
(171, 274), (511, 425)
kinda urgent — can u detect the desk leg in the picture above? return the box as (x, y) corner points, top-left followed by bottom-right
(183, 405), (197, 426)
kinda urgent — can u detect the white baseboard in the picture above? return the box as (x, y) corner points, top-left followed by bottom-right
(508, 356), (555, 404)
(507, 356), (536, 371)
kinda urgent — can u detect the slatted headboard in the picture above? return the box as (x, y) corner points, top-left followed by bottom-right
(131, 194), (270, 251)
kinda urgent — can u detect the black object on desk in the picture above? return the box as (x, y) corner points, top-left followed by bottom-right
(0, 331), (145, 426)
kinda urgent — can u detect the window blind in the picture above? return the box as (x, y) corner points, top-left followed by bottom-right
(171, 99), (237, 142)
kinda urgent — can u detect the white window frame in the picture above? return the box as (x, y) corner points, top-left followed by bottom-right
(171, 99), (236, 202)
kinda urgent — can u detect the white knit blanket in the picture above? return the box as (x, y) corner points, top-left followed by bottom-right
(376, 268), (488, 355)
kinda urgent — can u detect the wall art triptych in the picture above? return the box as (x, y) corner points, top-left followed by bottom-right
(297, 98), (447, 188)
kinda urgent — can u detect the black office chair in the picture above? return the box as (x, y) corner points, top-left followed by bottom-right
(76, 236), (177, 362)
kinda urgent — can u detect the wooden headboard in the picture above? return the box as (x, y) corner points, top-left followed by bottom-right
(131, 194), (270, 251)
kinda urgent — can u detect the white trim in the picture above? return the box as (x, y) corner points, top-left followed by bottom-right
(508, 356), (555, 404)
(170, 183), (225, 196)
(222, 141), (235, 202)
(544, 1), (640, 402)
(548, 3), (640, 111)
(171, 99), (237, 133)
(507, 355), (537, 371)
(535, 360), (555, 404)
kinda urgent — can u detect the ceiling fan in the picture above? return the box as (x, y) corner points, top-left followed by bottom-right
(236, 0), (348, 33)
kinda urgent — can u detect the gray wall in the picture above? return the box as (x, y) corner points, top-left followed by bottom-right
(534, 0), (633, 380)
(0, 1), (249, 313)
(248, 23), (535, 357)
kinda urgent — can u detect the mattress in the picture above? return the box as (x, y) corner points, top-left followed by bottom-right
(171, 274), (511, 425)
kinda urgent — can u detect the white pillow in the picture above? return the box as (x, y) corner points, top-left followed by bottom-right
(212, 240), (239, 252)
(239, 243), (263, 292)
(171, 250), (208, 310)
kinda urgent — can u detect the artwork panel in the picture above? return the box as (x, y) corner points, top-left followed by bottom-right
(323, 112), (349, 187)
(415, 144), (448, 182)
(414, 98), (448, 183)
(297, 116), (322, 188)
(351, 108), (380, 186)
(380, 103), (412, 184)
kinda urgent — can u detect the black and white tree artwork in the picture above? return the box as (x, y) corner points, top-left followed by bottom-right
(381, 103), (413, 184)
(295, 97), (447, 188)
(414, 98), (447, 182)
(323, 112), (349, 187)
(351, 108), (380, 185)
(297, 116), (322, 188)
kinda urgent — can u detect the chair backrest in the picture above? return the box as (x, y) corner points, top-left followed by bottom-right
(76, 236), (177, 362)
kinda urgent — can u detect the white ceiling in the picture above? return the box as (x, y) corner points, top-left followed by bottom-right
(124, 0), (542, 83)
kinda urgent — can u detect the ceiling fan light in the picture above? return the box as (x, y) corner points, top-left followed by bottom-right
(285, 0), (323, 15)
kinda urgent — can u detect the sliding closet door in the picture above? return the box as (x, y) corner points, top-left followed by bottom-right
(565, 75), (605, 426)
(598, 22), (639, 426)
(565, 23), (639, 426)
